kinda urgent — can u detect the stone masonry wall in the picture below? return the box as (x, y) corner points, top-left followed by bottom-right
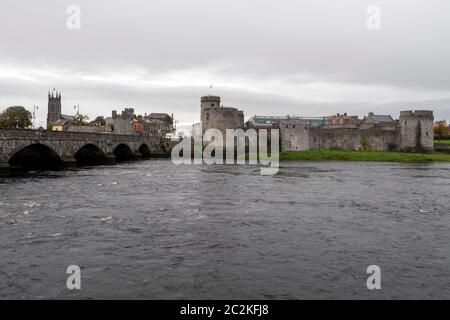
(309, 128), (399, 151)
(310, 128), (399, 151)
(202, 107), (244, 134)
(280, 120), (310, 151)
(399, 110), (434, 153)
(280, 125), (400, 152)
(0, 128), (161, 167)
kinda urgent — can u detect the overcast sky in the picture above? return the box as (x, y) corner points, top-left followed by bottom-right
(0, 0), (449, 127)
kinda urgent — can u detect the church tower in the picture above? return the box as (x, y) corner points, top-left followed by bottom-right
(47, 90), (61, 127)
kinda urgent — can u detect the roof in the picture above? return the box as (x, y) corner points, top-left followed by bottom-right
(53, 119), (70, 126)
(370, 114), (394, 123)
(61, 114), (75, 121)
(248, 115), (325, 125)
(148, 113), (170, 119)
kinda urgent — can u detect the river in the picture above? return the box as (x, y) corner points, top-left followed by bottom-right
(0, 160), (449, 299)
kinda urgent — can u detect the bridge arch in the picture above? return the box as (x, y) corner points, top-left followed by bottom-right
(74, 143), (108, 166)
(8, 143), (63, 169)
(113, 143), (134, 162)
(138, 143), (151, 159)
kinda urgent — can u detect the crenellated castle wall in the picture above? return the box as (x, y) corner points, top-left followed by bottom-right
(280, 110), (434, 153)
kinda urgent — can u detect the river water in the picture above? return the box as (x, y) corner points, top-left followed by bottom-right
(0, 160), (449, 299)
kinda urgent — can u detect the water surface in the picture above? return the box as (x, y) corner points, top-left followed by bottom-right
(0, 160), (449, 299)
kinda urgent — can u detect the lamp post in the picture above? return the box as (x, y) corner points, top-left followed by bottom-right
(33, 105), (39, 129)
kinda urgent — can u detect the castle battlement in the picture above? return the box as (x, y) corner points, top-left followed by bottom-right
(400, 110), (433, 118)
(112, 108), (135, 119)
(48, 91), (61, 101)
(201, 95), (221, 104)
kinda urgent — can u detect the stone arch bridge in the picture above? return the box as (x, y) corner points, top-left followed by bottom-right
(0, 128), (167, 169)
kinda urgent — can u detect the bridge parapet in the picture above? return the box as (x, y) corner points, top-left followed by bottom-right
(0, 128), (166, 168)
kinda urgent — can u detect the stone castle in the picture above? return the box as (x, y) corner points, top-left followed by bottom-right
(200, 96), (244, 133)
(199, 95), (434, 153)
(112, 108), (135, 135)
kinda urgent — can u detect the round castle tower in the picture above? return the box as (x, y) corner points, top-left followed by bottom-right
(200, 96), (221, 133)
(201, 95), (221, 110)
(200, 95), (244, 134)
(399, 110), (434, 153)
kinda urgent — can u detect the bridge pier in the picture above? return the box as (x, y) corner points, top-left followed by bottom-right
(105, 155), (116, 165)
(62, 156), (77, 168)
(0, 161), (9, 169)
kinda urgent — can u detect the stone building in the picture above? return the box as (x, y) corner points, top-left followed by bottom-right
(197, 94), (433, 153)
(112, 108), (134, 135)
(144, 113), (174, 137)
(399, 110), (434, 153)
(362, 112), (394, 125)
(132, 118), (144, 134)
(52, 118), (71, 132)
(47, 91), (62, 127)
(46, 90), (75, 128)
(200, 96), (244, 134)
(360, 112), (396, 129)
(247, 115), (325, 129)
(279, 119), (310, 151)
(131, 113), (174, 138)
(279, 110), (434, 153)
(325, 113), (360, 128)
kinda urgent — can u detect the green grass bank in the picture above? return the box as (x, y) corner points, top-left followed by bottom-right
(279, 149), (450, 162)
(435, 139), (450, 144)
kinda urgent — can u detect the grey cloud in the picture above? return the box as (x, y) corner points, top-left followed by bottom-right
(0, 0), (449, 124)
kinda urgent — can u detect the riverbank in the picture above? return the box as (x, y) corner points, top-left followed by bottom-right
(435, 140), (450, 144)
(279, 149), (450, 162)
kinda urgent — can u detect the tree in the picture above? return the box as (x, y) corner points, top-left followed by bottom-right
(0, 106), (32, 128)
(163, 114), (173, 125)
(74, 114), (90, 126)
(434, 120), (449, 135)
(90, 116), (106, 126)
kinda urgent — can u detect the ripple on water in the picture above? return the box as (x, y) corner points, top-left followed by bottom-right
(0, 160), (449, 299)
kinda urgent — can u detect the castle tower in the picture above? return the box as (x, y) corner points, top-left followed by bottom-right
(47, 90), (62, 127)
(200, 95), (245, 136)
(399, 110), (434, 153)
(200, 96), (221, 133)
(201, 95), (221, 110)
(112, 108), (134, 134)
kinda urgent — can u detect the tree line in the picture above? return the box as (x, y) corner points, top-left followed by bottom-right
(0, 106), (106, 129)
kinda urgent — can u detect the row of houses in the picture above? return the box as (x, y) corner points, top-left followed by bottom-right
(111, 108), (175, 137)
(47, 91), (175, 138)
(53, 109), (175, 138)
(246, 112), (396, 130)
